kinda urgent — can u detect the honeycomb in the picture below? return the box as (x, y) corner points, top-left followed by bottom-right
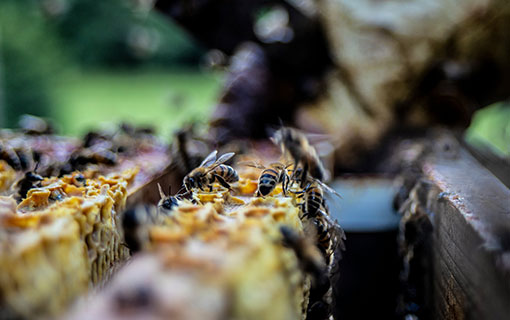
(0, 124), (172, 319)
(0, 169), (138, 318)
(0, 161), (16, 193)
(66, 174), (316, 320)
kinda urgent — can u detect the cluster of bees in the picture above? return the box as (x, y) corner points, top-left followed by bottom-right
(0, 119), (157, 202)
(135, 126), (345, 319)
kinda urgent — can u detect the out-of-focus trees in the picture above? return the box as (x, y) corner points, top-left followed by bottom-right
(0, 0), (204, 127)
(49, 0), (203, 68)
(0, 0), (64, 126)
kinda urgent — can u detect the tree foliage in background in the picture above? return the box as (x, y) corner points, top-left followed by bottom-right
(0, 0), (65, 126)
(0, 0), (204, 126)
(50, 0), (203, 68)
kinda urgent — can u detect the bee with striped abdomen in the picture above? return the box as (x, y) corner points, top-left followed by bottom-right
(295, 177), (342, 216)
(213, 162), (239, 188)
(242, 161), (290, 197)
(183, 150), (238, 192)
(257, 162), (289, 197)
(294, 181), (346, 255)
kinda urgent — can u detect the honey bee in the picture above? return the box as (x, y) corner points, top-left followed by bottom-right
(183, 150), (238, 192)
(301, 181), (325, 220)
(157, 183), (182, 213)
(295, 181), (346, 253)
(271, 127), (327, 188)
(242, 161), (290, 197)
(16, 169), (43, 202)
(312, 216), (346, 263)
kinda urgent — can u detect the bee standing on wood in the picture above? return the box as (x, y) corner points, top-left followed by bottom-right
(271, 127), (327, 188)
(183, 150), (238, 192)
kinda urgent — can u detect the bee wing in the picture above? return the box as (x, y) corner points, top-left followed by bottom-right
(199, 150), (218, 167)
(305, 132), (331, 145)
(215, 152), (235, 164)
(237, 160), (265, 169)
(329, 222), (347, 250)
(327, 219), (346, 293)
(318, 211), (346, 254)
(204, 152), (236, 173)
(316, 179), (342, 199)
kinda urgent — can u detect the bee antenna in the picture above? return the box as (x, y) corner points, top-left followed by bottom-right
(157, 183), (166, 199)
(33, 162), (40, 173)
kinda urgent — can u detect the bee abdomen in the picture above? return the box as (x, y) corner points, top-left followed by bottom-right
(216, 164), (239, 183)
(306, 190), (323, 216)
(257, 170), (279, 196)
(260, 170), (278, 184)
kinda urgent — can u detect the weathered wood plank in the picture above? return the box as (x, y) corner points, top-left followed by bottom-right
(399, 147), (510, 319)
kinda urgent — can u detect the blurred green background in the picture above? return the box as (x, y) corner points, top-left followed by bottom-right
(0, 0), (508, 155)
(0, 0), (222, 138)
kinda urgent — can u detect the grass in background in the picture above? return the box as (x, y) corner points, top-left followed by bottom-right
(46, 69), (510, 157)
(51, 69), (223, 138)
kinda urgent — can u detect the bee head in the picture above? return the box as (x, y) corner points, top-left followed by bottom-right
(26, 171), (43, 182)
(161, 197), (179, 211)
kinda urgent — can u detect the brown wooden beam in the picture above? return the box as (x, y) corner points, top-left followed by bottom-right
(398, 147), (510, 319)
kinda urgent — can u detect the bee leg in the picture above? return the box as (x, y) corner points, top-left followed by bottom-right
(281, 173), (288, 197)
(213, 174), (232, 190)
(289, 161), (298, 183)
(300, 162), (309, 189)
(291, 188), (305, 196)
